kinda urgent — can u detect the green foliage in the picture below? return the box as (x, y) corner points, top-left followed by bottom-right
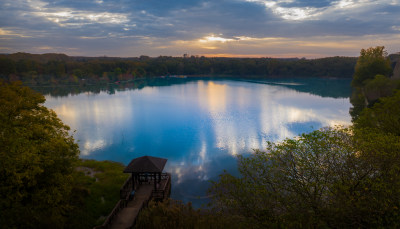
(352, 46), (392, 88)
(0, 57), (16, 75)
(65, 160), (129, 229)
(350, 46), (397, 119)
(354, 90), (400, 135)
(0, 81), (79, 228)
(350, 128), (400, 226)
(209, 127), (400, 228)
(136, 199), (246, 229)
(363, 74), (399, 103)
(0, 52), (357, 86)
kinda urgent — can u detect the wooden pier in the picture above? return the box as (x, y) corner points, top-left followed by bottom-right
(95, 156), (171, 229)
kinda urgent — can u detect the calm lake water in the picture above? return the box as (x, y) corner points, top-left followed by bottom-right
(43, 77), (352, 207)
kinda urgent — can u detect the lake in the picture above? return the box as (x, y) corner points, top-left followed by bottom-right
(42, 77), (352, 207)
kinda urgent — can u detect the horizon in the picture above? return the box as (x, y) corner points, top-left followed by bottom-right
(2, 51), (361, 59)
(1, 0), (399, 58)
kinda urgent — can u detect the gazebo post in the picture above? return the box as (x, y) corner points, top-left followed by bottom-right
(131, 173), (135, 190)
(154, 173), (157, 190)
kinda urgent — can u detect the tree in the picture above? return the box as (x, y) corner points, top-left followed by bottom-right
(351, 46), (392, 88)
(0, 81), (79, 228)
(209, 127), (400, 228)
(0, 57), (16, 75)
(363, 74), (398, 104)
(349, 127), (400, 227)
(135, 199), (246, 229)
(350, 46), (395, 119)
(354, 90), (400, 136)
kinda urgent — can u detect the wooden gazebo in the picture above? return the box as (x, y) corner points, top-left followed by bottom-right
(97, 156), (171, 229)
(123, 155), (167, 190)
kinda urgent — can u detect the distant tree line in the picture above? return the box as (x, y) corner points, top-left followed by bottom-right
(0, 52), (358, 85)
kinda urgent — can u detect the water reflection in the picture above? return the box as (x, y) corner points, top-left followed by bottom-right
(198, 81), (227, 113)
(44, 78), (352, 207)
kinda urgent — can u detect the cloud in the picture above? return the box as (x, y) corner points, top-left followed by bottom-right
(244, 0), (325, 20)
(0, 28), (32, 38)
(241, 0), (400, 25)
(0, 0), (399, 57)
(166, 33), (400, 58)
(33, 11), (130, 27)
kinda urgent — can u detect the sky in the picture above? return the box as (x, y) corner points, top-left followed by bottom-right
(0, 0), (399, 58)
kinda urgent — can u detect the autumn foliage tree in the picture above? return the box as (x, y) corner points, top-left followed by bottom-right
(351, 46), (392, 87)
(354, 90), (400, 136)
(135, 199), (246, 229)
(209, 126), (400, 228)
(0, 81), (79, 228)
(350, 46), (398, 119)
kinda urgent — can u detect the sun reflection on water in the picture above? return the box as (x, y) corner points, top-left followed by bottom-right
(44, 78), (352, 207)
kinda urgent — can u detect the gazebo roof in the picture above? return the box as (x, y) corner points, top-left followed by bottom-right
(124, 156), (167, 173)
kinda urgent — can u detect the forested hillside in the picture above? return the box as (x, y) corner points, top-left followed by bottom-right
(0, 52), (357, 85)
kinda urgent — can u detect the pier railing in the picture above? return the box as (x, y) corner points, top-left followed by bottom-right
(97, 198), (127, 229)
(120, 175), (133, 199)
(95, 173), (171, 229)
(152, 173), (171, 199)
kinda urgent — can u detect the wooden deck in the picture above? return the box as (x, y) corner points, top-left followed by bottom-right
(95, 173), (171, 229)
(109, 184), (152, 229)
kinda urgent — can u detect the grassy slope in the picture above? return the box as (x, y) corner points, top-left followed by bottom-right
(66, 160), (129, 229)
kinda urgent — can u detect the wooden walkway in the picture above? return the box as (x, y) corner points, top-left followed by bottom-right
(95, 173), (171, 229)
(109, 184), (153, 229)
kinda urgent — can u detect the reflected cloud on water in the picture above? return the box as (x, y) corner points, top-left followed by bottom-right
(44, 78), (352, 207)
(195, 80), (350, 157)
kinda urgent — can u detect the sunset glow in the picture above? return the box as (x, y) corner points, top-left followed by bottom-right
(0, 0), (399, 57)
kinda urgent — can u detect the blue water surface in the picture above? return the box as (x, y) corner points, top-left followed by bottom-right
(43, 77), (352, 207)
